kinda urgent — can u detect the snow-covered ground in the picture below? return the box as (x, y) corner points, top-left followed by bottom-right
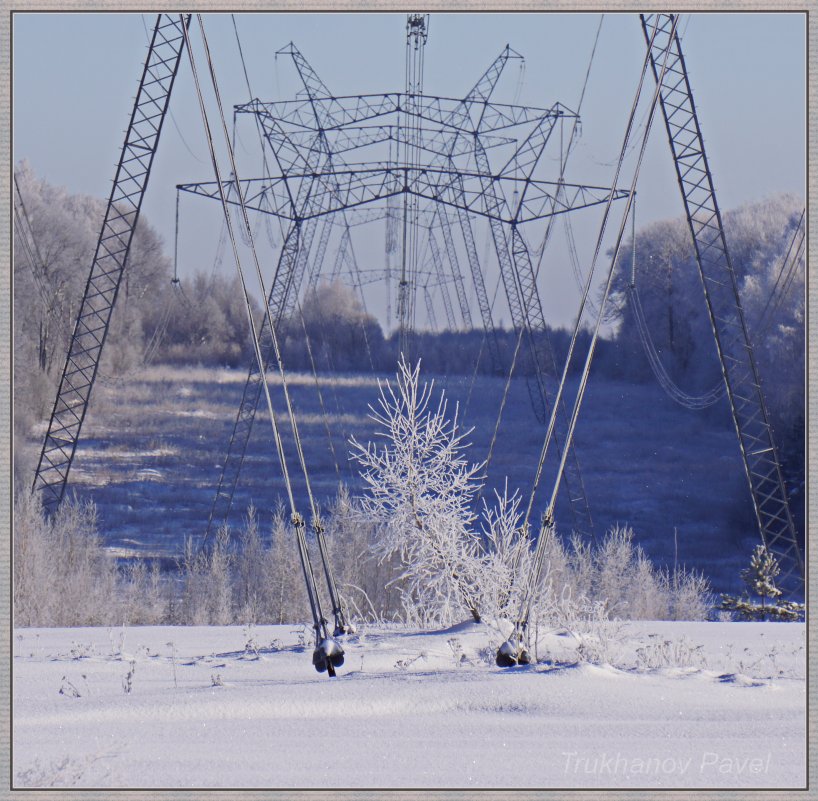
(13, 620), (805, 789)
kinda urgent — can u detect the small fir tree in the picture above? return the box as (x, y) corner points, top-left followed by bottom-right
(720, 544), (804, 622)
(741, 544), (782, 610)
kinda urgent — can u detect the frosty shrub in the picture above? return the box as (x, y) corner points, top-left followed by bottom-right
(667, 567), (712, 621)
(592, 526), (651, 618)
(475, 484), (536, 621)
(517, 526), (712, 638)
(14, 491), (120, 627)
(588, 526), (671, 620)
(518, 530), (713, 665)
(263, 508), (311, 625)
(230, 505), (303, 625)
(119, 560), (166, 626)
(350, 358), (485, 624)
(322, 486), (405, 623)
(178, 529), (233, 626)
(232, 506), (267, 624)
(565, 534), (594, 601)
(174, 507), (311, 626)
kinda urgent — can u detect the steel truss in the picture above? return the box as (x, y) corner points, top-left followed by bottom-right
(178, 42), (628, 537)
(642, 13), (803, 594)
(33, 14), (191, 510)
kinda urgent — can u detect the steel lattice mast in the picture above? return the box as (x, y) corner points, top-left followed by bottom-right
(179, 43), (628, 536)
(397, 13), (430, 358)
(33, 14), (191, 511)
(203, 43), (378, 541)
(471, 125), (594, 537)
(641, 13), (804, 595)
(443, 46), (522, 373)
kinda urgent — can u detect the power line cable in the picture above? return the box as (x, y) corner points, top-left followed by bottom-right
(497, 17), (682, 670)
(191, 14), (351, 641)
(181, 15), (346, 673)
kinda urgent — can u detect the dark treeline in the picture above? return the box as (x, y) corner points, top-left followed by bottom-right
(276, 279), (615, 380)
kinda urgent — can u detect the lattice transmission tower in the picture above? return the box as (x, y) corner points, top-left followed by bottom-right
(178, 22), (628, 540)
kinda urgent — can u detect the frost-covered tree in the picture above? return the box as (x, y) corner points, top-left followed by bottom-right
(742, 543), (782, 605)
(14, 161), (171, 381)
(607, 193), (805, 533)
(13, 160), (172, 476)
(280, 279), (385, 372)
(148, 270), (255, 367)
(720, 544), (803, 622)
(350, 358), (485, 624)
(608, 195), (803, 394)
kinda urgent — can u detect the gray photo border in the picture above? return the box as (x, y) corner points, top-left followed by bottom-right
(0, 2), (813, 800)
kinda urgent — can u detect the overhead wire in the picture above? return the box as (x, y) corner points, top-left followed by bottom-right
(514, 15), (681, 637)
(521, 17), (660, 532)
(755, 209), (805, 338)
(343, 228), (378, 372)
(13, 178), (52, 308)
(624, 190), (725, 410)
(761, 233), (805, 336)
(295, 291), (343, 481)
(170, 188), (196, 311)
(13, 174), (74, 353)
(139, 186), (177, 366)
(229, 20), (352, 508)
(479, 14), (605, 504)
(231, 13), (289, 247)
(628, 286), (725, 409)
(190, 14), (350, 638)
(180, 15), (343, 659)
(209, 218), (228, 280)
(275, 43), (373, 483)
(628, 205), (805, 410)
(462, 223), (508, 425)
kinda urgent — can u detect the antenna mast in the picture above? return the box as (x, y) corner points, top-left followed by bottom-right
(397, 13), (429, 358)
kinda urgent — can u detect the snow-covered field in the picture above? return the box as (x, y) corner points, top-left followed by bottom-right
(13, 619), (805, 789)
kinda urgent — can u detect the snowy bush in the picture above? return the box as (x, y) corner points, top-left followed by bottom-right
(263, 509), (311, 625)
(564, 526), (711, 622)
(474, 485), (534, 620)
(13, 490), (312, 628)
(174, 509), (313, 626)
(178, 529), (233, 626)
(518, 531), (713, 665)
(516, 526), (713, 652)
(14, 491), (119, 627)
(231, 506), (306, 626)
(322, 486), (405, 623)
(668, 567), (712, 621)
(119, 560), (166, 626)
(588, 526), (673, 620)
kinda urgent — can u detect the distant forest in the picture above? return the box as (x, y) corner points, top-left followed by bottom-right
(14, 163), (804, 522)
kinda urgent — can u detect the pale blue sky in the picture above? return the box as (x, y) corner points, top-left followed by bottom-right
(12, 12), (806, 330)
